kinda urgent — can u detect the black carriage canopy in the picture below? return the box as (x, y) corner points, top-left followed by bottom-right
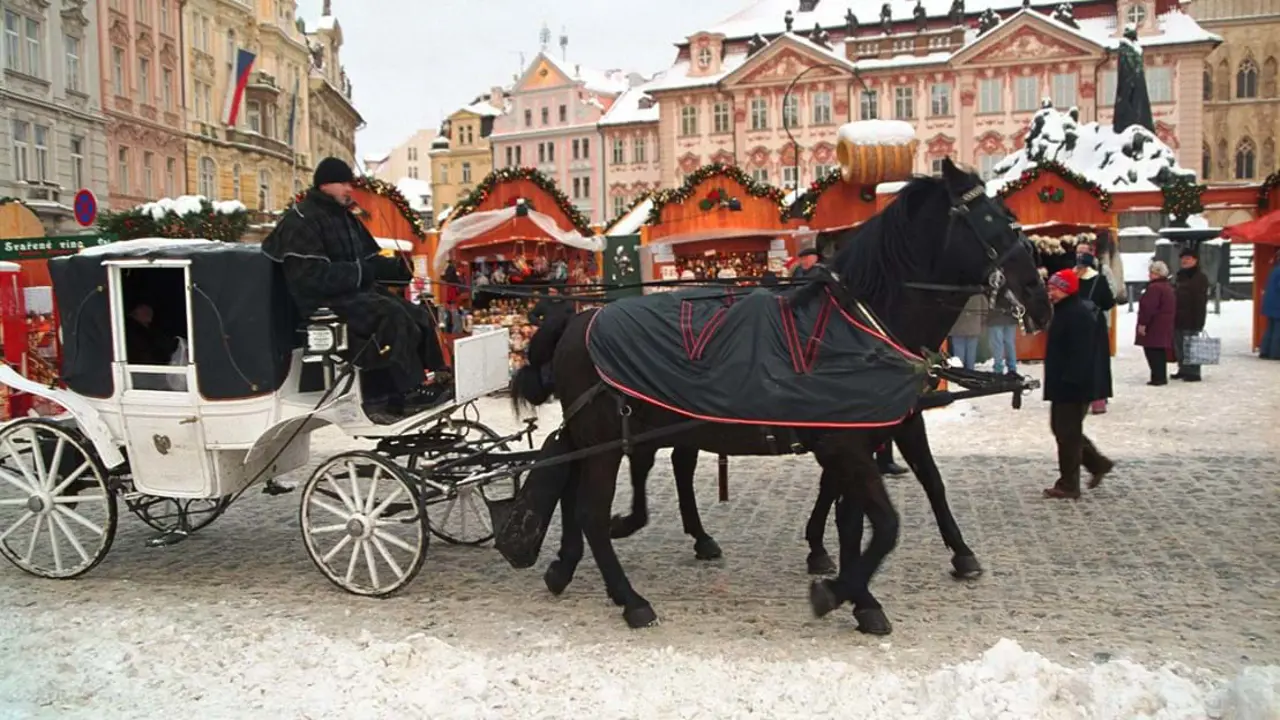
(50, 241), (297, 400)
(587, 287), (931, 427)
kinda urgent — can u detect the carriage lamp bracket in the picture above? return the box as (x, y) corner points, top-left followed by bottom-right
(303, 310), (349, 363)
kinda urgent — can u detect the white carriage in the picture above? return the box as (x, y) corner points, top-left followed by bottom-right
(0, 238), (530, 596)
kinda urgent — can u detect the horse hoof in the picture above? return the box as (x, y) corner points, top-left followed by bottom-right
(544, 562), (572, 596)
(609, 514), (639, 539)
(950, 554), (984, 580)
(807, 551), (837, 575)
(624, 603), (659, 629)
(854, 607), (893, 636)
(694, 536), (723, 560)
(809, 579), (840, 618)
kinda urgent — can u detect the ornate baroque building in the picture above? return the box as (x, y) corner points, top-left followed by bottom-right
(304, 7), (361, 169)
(181, 0), (313, 210)
(429, 93), (504, 223)
(98, 0), (186, 208)
(601, 0), (1219, 215)
(1, 0), (109, 231)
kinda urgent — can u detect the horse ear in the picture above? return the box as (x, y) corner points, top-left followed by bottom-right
(940, 157), (980, 199)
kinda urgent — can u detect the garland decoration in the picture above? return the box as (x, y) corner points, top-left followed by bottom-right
(1037, 186), (1066, 204)
(995, 160), (1113, 211)
(604, 192), (653, 232)
(1160, 175), (1206, 227)
(1259, 171), (1280, 211)
(0, 196), (29, 208)
(449, 167), (593, 236)
(647, 163), (787, 226)
(697, 187), (739, 211)
(785, 168), (876, 222)
(97, 197), (249, 243)
(288, 176), (429, 240)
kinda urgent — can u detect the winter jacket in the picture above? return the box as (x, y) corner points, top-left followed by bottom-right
(1077, 271), (1114, 398)
(1174, 267), (1210, 331)
(1044, 294), (1107, 403)
(1263, 264), (1280, 320)
(949, 295), (987, 337)
(1136, 277), (1176, 350)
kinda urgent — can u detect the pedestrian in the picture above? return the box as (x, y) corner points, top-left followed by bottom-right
(1136, 260), (1176, 386)
(1041, 269), (1114, 500)
(948, 294), (987, 371)
(1075, 245), (1116, 413)
(1172, 248), (1210, 381)
(985, 302), (1019, 377)
(1263, 261), (1280, 360)
(790, 248), (824, 280)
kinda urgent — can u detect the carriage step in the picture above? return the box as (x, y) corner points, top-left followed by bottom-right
(262, 480), (296, 496)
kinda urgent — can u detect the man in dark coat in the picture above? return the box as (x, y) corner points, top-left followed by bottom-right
(790, 248), (824, 280)
(1172, 248), (1210, 381)
(1042, 269), (1114, 500)
(263, 157), (451, 421)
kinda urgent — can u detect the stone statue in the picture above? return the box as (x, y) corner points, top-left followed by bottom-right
(845, 8), (858, 36)
(1111, 26), (1154, 133)
(747, 33), (768, 56)
(810, 23), (831, 48)
(880, 3), (893, 34)
(948, 0), (965, 27)
(1051, 2), (1078, 28)
(785, 9), (794, 32)
(914, 0), (928, 31)
(977, 8), (999, 35)
(310, 42), (325, 70)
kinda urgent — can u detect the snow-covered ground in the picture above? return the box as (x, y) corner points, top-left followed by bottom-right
(2, 302), (1278, 719)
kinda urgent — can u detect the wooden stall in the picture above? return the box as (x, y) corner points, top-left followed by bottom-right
(1221, 173), (1280, 351)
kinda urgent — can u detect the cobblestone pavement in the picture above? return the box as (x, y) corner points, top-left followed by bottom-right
(1, 304), (1276, 676)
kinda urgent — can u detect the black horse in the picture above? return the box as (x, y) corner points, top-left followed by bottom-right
(511, 160), (1052, 633)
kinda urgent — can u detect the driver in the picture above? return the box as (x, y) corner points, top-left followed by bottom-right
(263, 157), (451, 422)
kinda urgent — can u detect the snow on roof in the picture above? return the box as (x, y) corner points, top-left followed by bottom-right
(79, 238), (217, 257)
(138, 196), (247, 220)
(599, 79), (662, 126)
(838, 120), (916, 146)
(542, 53), (631, 95)
(461, 101), (502, 117)
(644, 51), (751, 92)
(394, 177), (432, 213)
(316, 15), (337, 31)
(607, 197), (654, 235)
(987, 105), (1196, 195)
(1118, 226), (1158, 237)
(703, 0), (1069, 41)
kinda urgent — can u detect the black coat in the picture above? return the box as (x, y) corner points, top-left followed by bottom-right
(1043, 294), (1108, 403)
(1077, 272), (1115, 398)
(1174, 267), (1210, 331)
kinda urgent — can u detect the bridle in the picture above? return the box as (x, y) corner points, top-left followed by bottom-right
(901, 184), (1032, 329)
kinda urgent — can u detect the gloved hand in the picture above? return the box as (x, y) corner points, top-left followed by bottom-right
(358, 258), (379, 289)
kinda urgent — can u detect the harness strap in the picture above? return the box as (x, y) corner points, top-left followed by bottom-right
(617, 394), (634, 456)
(561, 382), (605, 426)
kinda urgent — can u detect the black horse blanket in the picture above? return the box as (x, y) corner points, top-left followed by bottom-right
(586, 287), (928, 428)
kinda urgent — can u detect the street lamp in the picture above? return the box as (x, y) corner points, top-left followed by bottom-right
(781, 62), (872, 194)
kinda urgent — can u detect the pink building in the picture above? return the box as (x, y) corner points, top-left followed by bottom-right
(98, 0), (187, 206)
(618, 0), (1217, 195)
(599, 82), (663, 221)
(489, 52), (639, 224)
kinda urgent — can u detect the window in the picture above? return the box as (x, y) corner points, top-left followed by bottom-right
(572, 177), (581, 198)
(978, 78), (1003, 113)
(582, 176), (590, 198)
(697, 46), (713, 69)
(1202, 144), (1211, 180)
(931, 157), (946, 175)
(1099, 70), (1116, 107)
(65, 35), (81, 92)
(894, 86), (915, 119)
(1014, 76), (1038, 112)
(581, 138), (589, 159)
(3, 12), (18, 71)
(612, 137), (625, 164)
(572, 139), (580, 160)
(162, 68), (173, 110)
(977, 153), (1004, 181)
(226, 30), (235, 66)
(143, 152), (154, 197)
(138, 57), (151, 103)
(258, 169), (272, 211)
(538, 142), (546, 164)
(750, 97), (768, 130)
(246, 101), (261, 132)
(515, 146), (522, 165)
(1235, 138), (1256, 179)
(680, 105), (698, 136)
(462, 162), (471, 184)
(197, 81), (213, 121)
(541, 106), (549, 125)
(165, 157), (175, 196)
(24, 17), (39, 77)
(930, 83), (951, 116)
(505, 146), (513, 167)
(1051, 73), (1076, 108)
(781, 165), (798, 189)
(524, 109), (532, 127)
(860, 90), (878, 120)
(198, 157), (215, 197)
(751, 168), (768, 183)
(812, 91), (832, 125)
(231, 163), (241, 200)
(1146, 66), (1173, 103)
(814, 163), (834, 179)
(160, 1), (169, 33)
(440, 164), (449, 183)
(407, 147), (417, 162)
(634, 136), (647, 163)
(1203, 68), (1213, 102)
(137, 0), (149, 24)
(782, 94), (799, 129)
(1125, 3), (1146, 26)
(1237, 58), (1258, 99)
(33, 125), (48, 182)
(546, 141), (554, 162)
(713, 102), (731, 133)
(408, 166), (418, 179)
(199, 16), (210, 53)
(118, 147), (131, 193)
(112, 47), (125, 95)
(10, 120), (29, 179)
(559, 104), (567, 122)
(71, 136), (85, 190)
(613, 194), (628, 218)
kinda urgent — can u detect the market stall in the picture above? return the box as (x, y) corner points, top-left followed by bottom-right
(349, 176), (432, 291)
(1221, 173), (1280, 352)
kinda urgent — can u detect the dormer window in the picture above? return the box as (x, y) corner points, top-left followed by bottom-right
(697, 46), (713, 69)
(1125, 4), (1146, 27)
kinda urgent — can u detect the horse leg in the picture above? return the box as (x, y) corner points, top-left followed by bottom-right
(610, 444), (656, 539)
(895, 414), (982, 579)
(544, 469), (584, 596)
(805, 468), (839, 575)
(578, 451), (657, 628)
(671, 446), (722, 560)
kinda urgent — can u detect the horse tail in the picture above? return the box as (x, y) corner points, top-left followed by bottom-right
(511, 305), (576, 415)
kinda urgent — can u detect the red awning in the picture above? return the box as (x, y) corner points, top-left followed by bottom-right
(1221, 210), (1280, 246)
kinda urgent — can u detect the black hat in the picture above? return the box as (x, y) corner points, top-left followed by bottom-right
(1179, 247), (1198, 258)
(313, 157), (355, 187)
(798, 247), (822, 259)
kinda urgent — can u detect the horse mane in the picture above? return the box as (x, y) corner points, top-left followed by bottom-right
(829, 175), (949, 303)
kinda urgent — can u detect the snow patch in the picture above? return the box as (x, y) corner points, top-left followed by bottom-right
(137, 195), (247, 221)
(78, 238), (217, 257)
(838, 120), (917, 146)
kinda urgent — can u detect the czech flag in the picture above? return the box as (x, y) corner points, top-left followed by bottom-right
(222, 48), (257, 127)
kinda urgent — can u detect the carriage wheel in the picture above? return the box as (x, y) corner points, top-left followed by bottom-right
(126, 495), (232, 535)
(300, 451), (427, 597)
(413, 418), (517, 547)
(0, 419), (117, 579)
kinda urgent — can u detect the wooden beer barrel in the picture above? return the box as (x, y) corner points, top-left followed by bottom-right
(836, 120), (919, 186)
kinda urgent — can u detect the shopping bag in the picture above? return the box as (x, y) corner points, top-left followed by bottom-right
(1182, 332), (1221, 366)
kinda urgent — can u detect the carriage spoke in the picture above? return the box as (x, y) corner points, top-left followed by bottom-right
(327, 469), (358, 512)
(0, 510), (33, 542)
(44, 437), (67, 491)
(309, 496), (350, 522)
(362, 540), (381, 590)
(364, 467), (381, 514)
(55, 505), (103, 537)
(322, 533), (352, 563)
(309, 522), (349, 535)
(370, 535), (405, 579)
(53, 495), (105, 504)
(372, 528), (416, 554)
(50, 462), (91, 497)
(0, 497), (31, 505)
(344, 539), (362, 584)
(466, 493), (492, 533)
(47, 515), (63, 572)
(435, 492), (458, 529)
(0, 466), (36, 496)
(2, 438), (40, 492)
(24, 515), (44, 563)
(24, 429), (50, 490)
(51, 513), (91, 564)
(346, 461), (364, 513)
(369, 486), (406, 518)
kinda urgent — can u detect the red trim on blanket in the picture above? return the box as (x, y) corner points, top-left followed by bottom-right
(679, 298), (731, 361)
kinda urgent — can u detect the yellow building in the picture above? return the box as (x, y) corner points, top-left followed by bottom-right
(306, 13), (363, 171)
(429, 91), (505, 223)
(181, 0), (318, 210)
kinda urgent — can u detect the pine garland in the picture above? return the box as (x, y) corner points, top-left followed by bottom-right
(995, 160), (1113, 211)
(1260, 171), (1280, 211)
(449, 167), (593, 236)
(1160, 175), (1206, 226)
(97, 199), (249, 243)
(647, 163), (788, 226)
(288, 176), (428, 239)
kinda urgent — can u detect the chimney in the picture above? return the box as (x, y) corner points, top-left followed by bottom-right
(575, 63), (581, 77)
(490, 86), (504, 109)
